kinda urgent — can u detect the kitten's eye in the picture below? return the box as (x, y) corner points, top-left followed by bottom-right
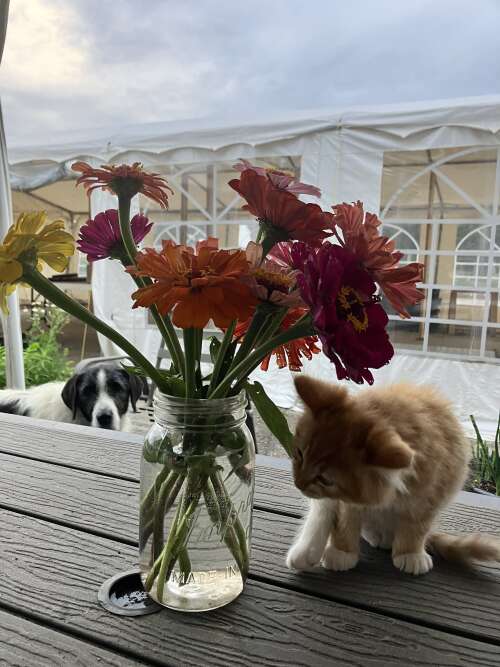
(316, 474), (332, 486)
(295, 449), (303, 464)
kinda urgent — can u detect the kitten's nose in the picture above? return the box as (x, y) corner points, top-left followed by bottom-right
(97, 411), (113, 428)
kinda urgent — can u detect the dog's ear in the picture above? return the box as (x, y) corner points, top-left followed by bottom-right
(61, 375), (80, 420)
(123, 371), (144, 412)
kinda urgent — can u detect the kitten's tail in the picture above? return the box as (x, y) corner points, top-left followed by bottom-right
(427, 532), (500, 563)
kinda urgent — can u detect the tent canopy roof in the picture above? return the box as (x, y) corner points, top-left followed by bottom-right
(9, 95), (500, 170)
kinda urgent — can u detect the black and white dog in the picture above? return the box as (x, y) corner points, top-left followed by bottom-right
(0, 363), (143, 431)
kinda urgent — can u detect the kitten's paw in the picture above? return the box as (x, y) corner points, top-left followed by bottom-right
(393, 551), (433, 575)
(321, 545), (359, 572)
(286, 541), (322, 571)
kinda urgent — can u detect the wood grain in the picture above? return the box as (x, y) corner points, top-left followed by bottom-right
(0, 609), (143, 666)
(1, 453), (499, 643)
(1, 509), (499, 667)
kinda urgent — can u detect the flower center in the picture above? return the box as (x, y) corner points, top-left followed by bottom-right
(337, 286), (369, 333)
(254, 267), (293, 294)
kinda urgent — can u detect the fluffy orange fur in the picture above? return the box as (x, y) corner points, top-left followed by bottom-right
(287, 376), (500, 575)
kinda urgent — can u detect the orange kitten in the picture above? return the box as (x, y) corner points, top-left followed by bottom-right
(286, 376), (500, 575)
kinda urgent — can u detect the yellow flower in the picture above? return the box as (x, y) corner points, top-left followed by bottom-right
(0, 211), (75, 313)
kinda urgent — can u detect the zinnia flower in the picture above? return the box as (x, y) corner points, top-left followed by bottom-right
(292, 242), (393, 385)
(0, 212), (75, 313)
(235, 308), (320, 372)
(333, 202), (424, 318)
(245, 241), (303, 307)
(129, 238), (256, 329)
(72, 162), (173, 208)
(233, 159), (321, 197)
(229, 170), (333, 248)
(78, 209), (153, 262)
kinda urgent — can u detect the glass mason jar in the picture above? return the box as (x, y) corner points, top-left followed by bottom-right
(139, 391), (255, 612)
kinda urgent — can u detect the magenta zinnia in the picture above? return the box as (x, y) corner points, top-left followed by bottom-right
(78, 209), (153, 262)
(291, 242), (394, 385)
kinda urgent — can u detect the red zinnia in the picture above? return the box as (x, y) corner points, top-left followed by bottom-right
(235, 307), (320, 372)
(333, 202), (424, 318)
(291, 242), (394, 385)
(233, 159), (321, 197)
(229, 169), (333, 247)
(78, 209), (153, 262)
(72, 161), (173, 208)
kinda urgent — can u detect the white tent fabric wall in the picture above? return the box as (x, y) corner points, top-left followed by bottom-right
(7, 96), (500, 434)
(90, 189), (162, 360)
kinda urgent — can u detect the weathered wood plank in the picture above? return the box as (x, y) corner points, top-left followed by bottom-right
(0, 413), (142, 480)
(251, 509), (500, 643)
(0, 452), (138, 542)
(2, 414), (495, 517)
(0, 608), (144, 666)
(1, 509), (499, 667)
(1, 453), (499, 643)
(0, 413), (306, 513)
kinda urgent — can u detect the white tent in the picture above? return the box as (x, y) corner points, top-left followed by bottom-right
(6, 96), (500, 434)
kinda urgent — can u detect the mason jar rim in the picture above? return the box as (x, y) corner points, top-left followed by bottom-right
(154, 389), (247, 409)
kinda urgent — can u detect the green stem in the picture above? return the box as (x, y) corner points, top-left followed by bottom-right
(209, 319), (313, 398)
(230, 307), (270, 371)
(208, 320), (236, 394)
(183, 328), (198, 398)
(210, 471), (249, 574)
(24, 267), (167, 391)
(117, 196), (137, 266)
(152, 474), (184, 560)
(202, 482), (245, 574)
(117, 195), (184, 375)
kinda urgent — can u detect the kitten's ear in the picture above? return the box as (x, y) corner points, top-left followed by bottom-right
(365, 427), (413, 470)
(294, 376), (348, 414)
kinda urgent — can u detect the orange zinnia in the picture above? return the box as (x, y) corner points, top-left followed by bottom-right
(72, 161), (173, 208)
(129, 238), (257, 329)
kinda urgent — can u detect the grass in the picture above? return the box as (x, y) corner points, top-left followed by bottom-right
(469, 413), (500, 496)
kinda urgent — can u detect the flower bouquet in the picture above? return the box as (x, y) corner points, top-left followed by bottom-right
(0, 160), (423, 611)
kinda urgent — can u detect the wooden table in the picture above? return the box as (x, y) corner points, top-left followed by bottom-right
(0, 413), (499, 666)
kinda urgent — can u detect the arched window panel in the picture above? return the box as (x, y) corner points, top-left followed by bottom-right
(136, 157), (302, 224)
(380, 146), (500, 362)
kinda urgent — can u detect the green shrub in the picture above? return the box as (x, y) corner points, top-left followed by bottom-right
(0, 306), (74, 388)
(470, 414), (500, 496)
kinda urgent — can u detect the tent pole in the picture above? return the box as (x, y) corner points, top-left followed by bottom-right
(0, 2), (25, 390)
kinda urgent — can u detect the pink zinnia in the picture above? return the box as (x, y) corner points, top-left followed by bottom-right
(233, 159), (321, 198)
(333, 202), (424, 318)
(78, 209), (153, 262)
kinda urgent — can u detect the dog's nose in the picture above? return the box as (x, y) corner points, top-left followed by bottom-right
(96, 411), (114, 428)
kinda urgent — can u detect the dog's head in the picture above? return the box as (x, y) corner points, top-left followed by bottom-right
(61, 364), (143, 430)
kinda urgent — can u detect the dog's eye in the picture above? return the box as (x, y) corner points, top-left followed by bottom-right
(108, 381), (123, 393)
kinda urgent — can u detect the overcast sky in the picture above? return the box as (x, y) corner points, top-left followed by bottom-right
(2, 0), (500, 147)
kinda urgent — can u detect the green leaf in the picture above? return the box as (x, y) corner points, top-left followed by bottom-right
(246, 380), (294, 457)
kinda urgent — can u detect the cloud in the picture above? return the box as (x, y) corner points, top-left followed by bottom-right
(2, 0), (500, 146)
